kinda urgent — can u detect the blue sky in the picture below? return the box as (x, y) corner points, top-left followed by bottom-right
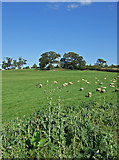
(2, 2), (117, 67)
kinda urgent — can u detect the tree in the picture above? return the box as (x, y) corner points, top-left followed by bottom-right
(2, 57), (12, 70)
(32, 63), (37, 69)
(17, 57), (27, 69)
(39, 51), (60, 69)
(2, 60), (7, 70)
(12, 60), (17, 69)
(97, 58), (107, 67)
(61, 52), (86, 69)
(6, 57), (13, 69)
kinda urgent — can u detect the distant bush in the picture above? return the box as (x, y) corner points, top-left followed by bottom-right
(23, 66), (30, 69)
(2, 101), (118, 159)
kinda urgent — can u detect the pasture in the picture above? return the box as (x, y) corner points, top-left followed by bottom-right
(2, 69), (118, 123)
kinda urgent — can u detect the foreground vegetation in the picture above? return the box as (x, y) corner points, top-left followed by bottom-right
(2, 98), (118, 159)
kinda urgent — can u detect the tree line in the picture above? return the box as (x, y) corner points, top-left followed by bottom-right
(1, 51), (118, 70)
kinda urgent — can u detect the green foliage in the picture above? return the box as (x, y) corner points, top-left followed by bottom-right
(39, 51), (60, 69)
(61, 52), (86, 69)
(2, 99), (118, 159)
(32, 63), (37, 68)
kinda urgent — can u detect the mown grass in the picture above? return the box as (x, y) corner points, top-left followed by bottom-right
(2, 69), (118, 123)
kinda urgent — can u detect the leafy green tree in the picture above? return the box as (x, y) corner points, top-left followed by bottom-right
(32, 63), (37, 68)
(39, 51), (60, 69)
(17, 57), (27, 69)
(2, 60), (7, 70)
(97, 58), (107, 67)
(61, 52), (86, 69)
(12, 60), (17, 69)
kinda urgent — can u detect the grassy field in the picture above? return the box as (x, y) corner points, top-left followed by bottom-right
(2, 69), (118, 123)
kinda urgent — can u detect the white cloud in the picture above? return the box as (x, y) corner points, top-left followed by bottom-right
(47, 3), (60, 10)
(67, 4), (79, 9)
(80, 0), (92, 6)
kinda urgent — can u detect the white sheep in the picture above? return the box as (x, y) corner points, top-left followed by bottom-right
(96, 88), (101, 91)
(65, 83), (68, 86)
(69, 82), (73, 85)
(101, 89), (106, 93)
(62, 84), (66, 87)
(54, 81), (58, 84)
(39, 84), (43, 88)
(88, 92), (92, 97)
(80, 88), (84, 91)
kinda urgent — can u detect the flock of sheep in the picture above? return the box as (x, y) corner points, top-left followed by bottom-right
(36, 75), (119, 98)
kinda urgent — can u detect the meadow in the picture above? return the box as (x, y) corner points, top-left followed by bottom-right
(2, 69), (118, 159)
(2, 69), (118, 123)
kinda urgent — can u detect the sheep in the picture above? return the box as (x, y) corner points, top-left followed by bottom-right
(99, 82), (103, 85)
(112, 81), (116, 83)
(65, 83), (68, 86)
(54, 81), (58, 84)
(87, 82), (90, 84)
(110, 85), (115, 87)
(101, 87), (107, 89)
(77, 80), (80, 82)
(39, 84), (43, 88)
(115, 88), (119, 92)
(82, 79), (84, 80)
(104, 77), (106, 80)
(96, 88), (101, 91)
(62, 84), (66, 87)
(95, 82), (97, 84)
(101, 89), (106, 93)
(97, 80), (99, 81)
(110, 83), (114, 85)
(47, 80), (49, 83)
(69, 82), (73, 85)
(88, 92), (92, 97)
(80, 88), (84, 91)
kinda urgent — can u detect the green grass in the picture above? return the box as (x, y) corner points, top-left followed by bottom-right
(2, 69), (118, 123)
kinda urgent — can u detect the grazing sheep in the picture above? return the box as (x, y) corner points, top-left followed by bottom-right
(97, 80), (99, 81)
(69, 82), (73, 85)
(110, 85), (115, 87)
(80, 88), (84, 91)
(47, 80), (49, 83)
(115, 88), (119, 92)
(88, 92), (92, 97)
(82, 79), (84, 80)
(110, 83), (114, 85)
(96, 88), (101, 91)
(65, 83), (68, 86)
(54, 81), (58, 84)
(112, 81), (116, 82)
(104, 77), (106, 80)
(77, 80), (80, 82)
(101, 89), (106, 93)
(62, 84), (66, 87)
(95, 82), (97, 84)
(101, 87), (107, 89)
(99, 82), (103, 85)
(39, 84), (43, 88)
(87, 82), (90, 84)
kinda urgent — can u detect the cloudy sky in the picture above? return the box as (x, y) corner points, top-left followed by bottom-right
(2, 2), (117, 67)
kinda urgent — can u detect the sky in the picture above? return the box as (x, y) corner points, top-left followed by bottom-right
(2, 2), (117, 67)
